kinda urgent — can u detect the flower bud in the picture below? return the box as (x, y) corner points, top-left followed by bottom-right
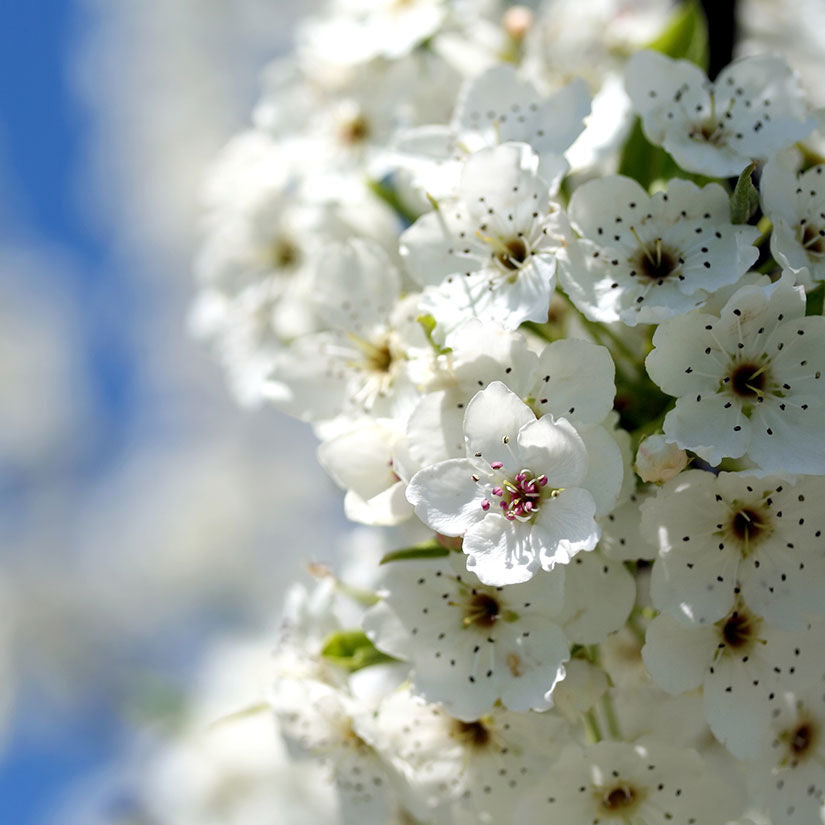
(634, 435), (688, 483)
(502, 5), (533, 41)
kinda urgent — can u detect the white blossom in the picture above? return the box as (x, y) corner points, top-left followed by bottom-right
(364, 553), (569, 719)
(400, 142), (564, 333)
(369, 686), (570, 824)
(747, 679), (825, 825)
(642, 607), (825, 759)
(521, 740), (745, 825)
(646, 274), (825, 473)
(642, 470), (825, 628)
(406, 382), (622, 585)
(626, 50), (814, 176)
(558, 175), (760, 326)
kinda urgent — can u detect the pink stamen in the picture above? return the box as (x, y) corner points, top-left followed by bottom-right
(490, 461), (504, 470)
(492, 468), (548, 522)
(481, 499), (491, 511)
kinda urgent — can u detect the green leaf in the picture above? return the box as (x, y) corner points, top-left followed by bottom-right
(806, 282), (825, 316)
(367, 176), (421, 226)
(617, 119), (683, 190)
(380, 539), (450, 565)
(730, 163), (760, 224)
(416, 314), (452, 355)
(320, 630), (397, 672)
(647, 0), (709, 69)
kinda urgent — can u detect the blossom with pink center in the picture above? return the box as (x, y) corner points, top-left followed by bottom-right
(406, 381), (621, 585)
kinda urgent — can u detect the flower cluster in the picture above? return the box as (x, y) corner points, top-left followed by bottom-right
(191, 1), (825, 823)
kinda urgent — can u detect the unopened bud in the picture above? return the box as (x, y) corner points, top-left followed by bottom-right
(634, 435), (688, 483)
(502, 5), (533, 41)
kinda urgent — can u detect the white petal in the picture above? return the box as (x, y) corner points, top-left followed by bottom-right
(463, 381), (536, 468)
(642, 613), (714, 695)
(406, 458), (487, 536)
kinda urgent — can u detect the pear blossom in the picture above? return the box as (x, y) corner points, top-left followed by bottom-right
(273, 675), (397, 825)
(368, 687), (570, 824)
(181, 3), (825, 822)
(642, 607), (825, 759)
(363, 553), (569, 719)
(626, 50), (814, 177)
(265, 240), (429, 423)
(646, 274), (825, 473)
(642, 470), (825, 629)
(558, 175), (760, 325)
(400, 142), (565, 333)
(747, 679), (825, 825)
(406, 381), (622, 585)
(521, 740), (745, 825)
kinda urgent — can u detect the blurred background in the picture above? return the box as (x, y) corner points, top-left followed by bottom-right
(1, 1), (823, 823)
(0, 2), (342, 822)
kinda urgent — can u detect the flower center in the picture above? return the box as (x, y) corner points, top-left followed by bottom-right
(632, 236), (680, 284)
(451, 718), (492, 749)
(799, 223), (825, 256)
(717, 607), (760, 653)
(269, 237), (301, 270)
(348, 333), (394, 374)
(728, 361), (769, 399)
(600, 783), (641, 814)
(689, 118), (729, 147)
(729, 505), (770, 553)
(787, 721), (818, 763)
(340, 113), (371, 146)
(463, 592), (501, 629)
(496, 237), (529, 271)
(489, 467), (554, 522)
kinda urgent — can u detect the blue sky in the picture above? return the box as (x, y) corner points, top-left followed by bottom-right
(0, 3), (141, 822)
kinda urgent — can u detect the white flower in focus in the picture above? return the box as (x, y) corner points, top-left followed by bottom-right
(401, 142), (563, 333)
(558, 175), (760, 326)
(642, 470), (825, 628)
(364, 553), (569, 719)
(646, 275), (825, 473)
(521, 740), (745, 825)
(642, 607), (825, 759)
(626, 50), (814, 176)
(762, 158), (825, 287)
(634, 434), (689, 483)
(406, 382), (618, 585)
